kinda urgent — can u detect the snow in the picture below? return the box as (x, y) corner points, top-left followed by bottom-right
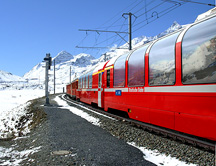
(23, 51), (97, 86)
(0, 102), (31, 139)
(128, 142), (197, 166)
(0, 89), (44, 165)
(0, 89), (44, 112)
(195, 7), (216, 22)
(0, 146), (41, 166)
(61, 94), (116, 121)
(0, 70), (26, 83)
(0, 89), (44, 139)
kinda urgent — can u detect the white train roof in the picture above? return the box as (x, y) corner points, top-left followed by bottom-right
(92, 62), (106, 73)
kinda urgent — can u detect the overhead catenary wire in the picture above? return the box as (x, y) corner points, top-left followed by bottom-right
(177, 0), (216, 6)
(133, 2), (184, 32)
(76, 0), (214, 58)
(77, 0), (183, 53)
(76, 0), (144, 47)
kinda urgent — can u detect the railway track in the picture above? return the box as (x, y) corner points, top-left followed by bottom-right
(62, 94), (215, 153)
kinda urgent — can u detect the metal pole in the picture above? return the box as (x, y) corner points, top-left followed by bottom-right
(129, 12), (132, 50)
(45, 53), (50, 106)
(122, 12), (133, 50)
(53, 60), (55, 94)
(70, 66), (71, 83)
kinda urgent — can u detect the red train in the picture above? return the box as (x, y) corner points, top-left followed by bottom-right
(67, 13), (216, 141)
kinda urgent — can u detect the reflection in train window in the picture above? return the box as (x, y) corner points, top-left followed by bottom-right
(114, 53), (129, 87)
(182, 16), (216, 84)
(83, 77), (85, 88)
(86, 74), (88, 88)
(128, 45), (148, 87)
(78, 78), (81, 89)
(149, 32), (179, 86)
(89, 72), (93, 88)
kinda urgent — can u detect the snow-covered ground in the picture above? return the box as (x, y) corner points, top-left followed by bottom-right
(0, 89), (44, 112)
(0, 145), (41, 166)
(0, 89), (46, 141)
(0, 89), (44, 165)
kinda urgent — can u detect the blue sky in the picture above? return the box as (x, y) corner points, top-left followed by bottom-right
(0, 0), (215, 76)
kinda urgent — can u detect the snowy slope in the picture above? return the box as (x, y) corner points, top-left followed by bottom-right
(0, 70), (26, 83)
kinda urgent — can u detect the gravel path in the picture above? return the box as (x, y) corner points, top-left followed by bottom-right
(0, 94), (155, 165)
(0, 94), (215, 166)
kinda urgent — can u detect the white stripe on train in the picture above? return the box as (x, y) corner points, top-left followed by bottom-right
(77, 85), (216, 93)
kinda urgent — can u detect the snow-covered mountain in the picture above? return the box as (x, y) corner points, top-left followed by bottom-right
(53, 51), (74, 65)
(0, 70), (26, 83)
(1, 21), (183, 91)
(23, 51), (97, 86)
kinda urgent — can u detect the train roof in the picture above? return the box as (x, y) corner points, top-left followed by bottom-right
(92, 61), (107, 73)
(195, 7), (216, 22)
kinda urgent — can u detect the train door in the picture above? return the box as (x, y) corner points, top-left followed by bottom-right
(98, 72), (103, 107)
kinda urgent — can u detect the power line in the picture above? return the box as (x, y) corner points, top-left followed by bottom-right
(133, 3), (183, 32)
(76, 46), (128, 49)
(177, 0), (215, 6)
(95, 0), (142, 30)
(78, 29), (128, 34)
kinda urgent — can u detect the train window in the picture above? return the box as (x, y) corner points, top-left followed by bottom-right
(107, 69), (110, 88)
(128, 45), (148, 87)
(182, 16), (216, 84)
(80, 78), (82, 89)
(89, 72), (93, 88)
(78, 78), (81, 89)
(86, 75), (88, 88)
(114, 53), (129, 87)
(98, 73), (102, 88)
(83, 77), (85, 88)
(149, 32), (179, 86)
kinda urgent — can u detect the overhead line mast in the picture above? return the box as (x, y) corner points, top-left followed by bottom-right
(77, 12), (135, 51)
(122, 12), (133, 50)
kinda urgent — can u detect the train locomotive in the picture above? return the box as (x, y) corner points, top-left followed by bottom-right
(67, 12), (216, 141)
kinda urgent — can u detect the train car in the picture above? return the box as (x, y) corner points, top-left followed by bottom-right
(76, 62), (108, 106)
(66, 83), (72, 97)
(67, 12), (216, 141)
(66, 79), (78, 99)
(72, 79), (78, 99)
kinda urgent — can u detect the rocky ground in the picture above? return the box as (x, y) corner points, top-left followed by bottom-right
(0, 94), (215, 165)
